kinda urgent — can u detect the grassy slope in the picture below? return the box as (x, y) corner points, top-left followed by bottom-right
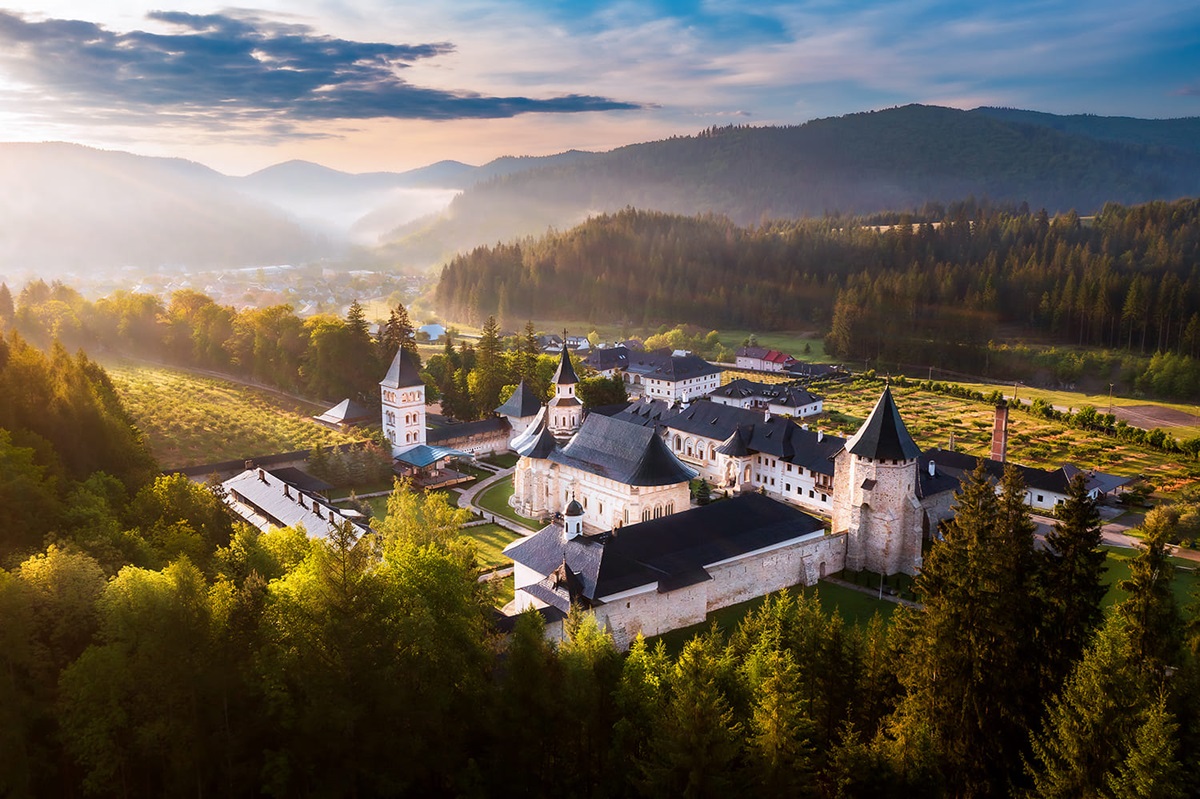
(105, 362), (360, 469)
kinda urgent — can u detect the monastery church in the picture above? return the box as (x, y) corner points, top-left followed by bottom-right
(496, 344), (926, 647)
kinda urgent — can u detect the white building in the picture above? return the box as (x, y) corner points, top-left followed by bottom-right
(614, 399), (844, 517)
(708, 378), (824, 419)
(735, 346), (797, 372)
(222, 467), (371, 539)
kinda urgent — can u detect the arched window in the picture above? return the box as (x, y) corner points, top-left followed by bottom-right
(674, 435), (682, 451)
(665, 502), (674, 515)
(685, 437), (693, 457)
(642, 509), (651, 522)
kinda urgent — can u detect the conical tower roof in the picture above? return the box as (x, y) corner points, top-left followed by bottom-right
(846, 386), (921, 461)
(552, 339), (579, 385)
(495, 380), (542, 418)
(381, 348), (423, 389)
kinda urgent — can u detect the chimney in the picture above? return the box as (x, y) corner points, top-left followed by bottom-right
(245, 460), (254, 471)
(817, 429), (824, 442)
(928, 460), (936, 477)
(764, 409), (770, 423)
(991, 400), (1009, 463)
(283, 484), (291, 499)
(258, 468), (267, 483)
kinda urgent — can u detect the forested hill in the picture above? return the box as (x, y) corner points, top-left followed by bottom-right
(436, 199), (1200, 394)
(381, 105), (1200, 268)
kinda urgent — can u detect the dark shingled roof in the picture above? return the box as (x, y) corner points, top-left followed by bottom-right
(624, 350), (722, 381)
(521, 423), (561, 459)
(549, 413), (696, 486)
(916, 449), (1129, 499)
(495, 381), (543, 418)
(584, 346), (629, 372)
(634, 400), (844, 475)
(552, 346), (579, 385)
(380, 348), (424, 389)
(504, 493), (825, 602)
(846, 387), (921, 462)
(428, 416), (510, 444)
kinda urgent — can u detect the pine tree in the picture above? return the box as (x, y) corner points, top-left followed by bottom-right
(1105, 696), (1185, 799)
(694, 478), (712, 505)
(1040, 473), (1107, 689)
(471, 316), (507, 417)
(378, 302), (419, 362)
(1027, 613), (1150, 798)
(0, 283), (13, 326)
(745, 649), (817, 798)
(1118, 526), (1184, 676)
(889, 462), (1044, 797)
(639, 636), (742, 797)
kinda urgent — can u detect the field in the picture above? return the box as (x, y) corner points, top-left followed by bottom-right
(948, 380), (1200, 439)
(810, 379), (1198, 493)
(104, 362), (361, 469)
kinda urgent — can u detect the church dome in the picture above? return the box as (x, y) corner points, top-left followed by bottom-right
(565, 498), (584, 516)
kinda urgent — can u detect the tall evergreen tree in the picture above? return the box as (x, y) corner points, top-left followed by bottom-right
(1105, 695), (1185, 799)
(1026, 613), (1150, 798)
(378, 302), (419, 363)
(1118, 526), (1184, 676)
(0, 282), (13, 326)
(745, 649), (817, 798)
(639, 636), (742, 797)
(470, 316), (507, 417)
(888, 463), (1044, 797)
(1040, 473), (1107, 689)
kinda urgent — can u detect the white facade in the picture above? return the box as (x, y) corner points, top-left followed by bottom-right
(767, 397), (824, 419)
(512, 457), (689, 531)
(381, 384), (425, 456)
(644, 370), (721, 403)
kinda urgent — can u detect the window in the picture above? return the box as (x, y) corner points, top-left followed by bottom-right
(1036, 494), (1044, 503)
(820, 493), (827, 502)
(809, 490), (815, 498)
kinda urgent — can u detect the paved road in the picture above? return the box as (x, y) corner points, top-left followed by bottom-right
(1029, 509), (1200, 564)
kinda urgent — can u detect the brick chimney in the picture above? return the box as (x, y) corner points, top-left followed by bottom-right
(991, 400), (1009, 463)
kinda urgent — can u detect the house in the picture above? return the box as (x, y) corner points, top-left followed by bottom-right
(417, 323), (447, 342)
(624, 350), (723, 402)
(313, 398), (374, 430)
(707, 378), (824, 418)
(221, 467), (371, 539)
(613, 398), (843, 516)
(735, 346), (797, 372)
(505, 492), (839, 648)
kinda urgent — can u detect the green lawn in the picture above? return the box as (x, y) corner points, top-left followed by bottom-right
(1101, 546), (1200, 610)
(649, 581), (895, 654)
(464, 523), (523, 568)
(483, 453), (520, 469)
(104, 361), (360, 469)
(487, 573), (515, 608)
(474, 477), (542, 530)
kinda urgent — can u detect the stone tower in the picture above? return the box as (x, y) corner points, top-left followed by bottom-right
(547, 333), (582, 441)
(380, 348), (426, 457)
(831, 385), (924, 576)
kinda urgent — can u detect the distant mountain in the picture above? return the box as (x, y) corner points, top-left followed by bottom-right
(0, 143), (337, 272)
(375, 104), (1200, 269)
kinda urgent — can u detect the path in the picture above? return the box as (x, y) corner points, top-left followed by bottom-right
(456, 467), (533, 535)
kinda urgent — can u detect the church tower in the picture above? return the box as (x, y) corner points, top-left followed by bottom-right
(547, 333), (583, 441)
(380, 348), (426, 457)
(831, 385), (924, 576)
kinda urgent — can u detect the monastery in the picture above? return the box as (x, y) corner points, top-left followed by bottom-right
(375, 341), (1128, 648)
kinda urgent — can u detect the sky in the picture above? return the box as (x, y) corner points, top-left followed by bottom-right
(0, 0), (1197, 175)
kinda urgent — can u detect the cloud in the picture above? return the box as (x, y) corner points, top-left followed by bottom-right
(0, 9), (639, 130)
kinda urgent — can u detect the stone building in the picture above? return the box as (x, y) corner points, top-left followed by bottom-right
(831, 386), (925, 576)
(505, 492), (841, 648)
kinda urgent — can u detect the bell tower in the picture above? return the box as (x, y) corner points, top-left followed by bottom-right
(547, 330), (583, 441)
(380, 348), (426, 457)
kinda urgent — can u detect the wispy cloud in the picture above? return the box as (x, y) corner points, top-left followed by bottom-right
(0, 9), (639, 132)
